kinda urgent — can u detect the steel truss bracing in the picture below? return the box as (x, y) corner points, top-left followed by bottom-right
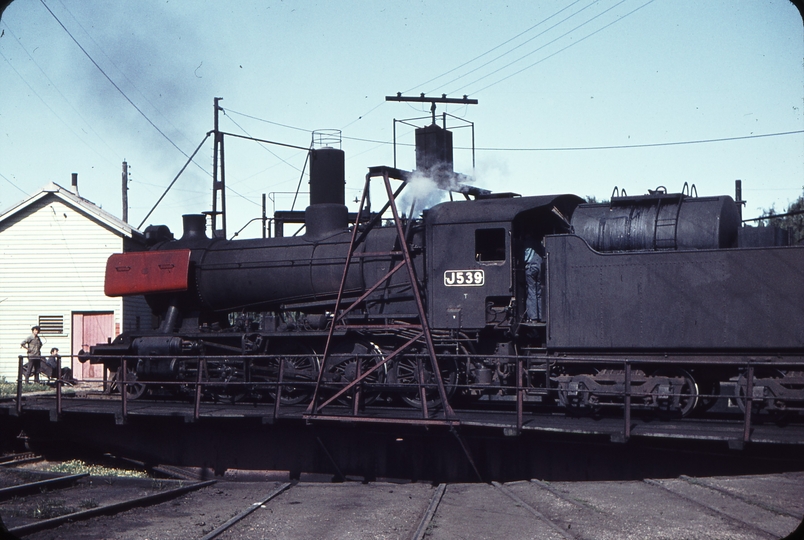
(304, 166), (457, 423)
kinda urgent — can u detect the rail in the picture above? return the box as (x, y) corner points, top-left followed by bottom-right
(13, 353), (802, 446)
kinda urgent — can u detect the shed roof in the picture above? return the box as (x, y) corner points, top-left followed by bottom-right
(0, 182), (143, 240)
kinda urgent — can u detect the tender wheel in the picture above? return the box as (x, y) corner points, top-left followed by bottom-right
(734, 368), (785, 415)
(261, 342), (320, 405)
(326, 340), (386, 406)
(553, 369), (600, 415)
(652, 368), (698, 418)
(395, 346), (460, 409)
(695, 379), (721, 414)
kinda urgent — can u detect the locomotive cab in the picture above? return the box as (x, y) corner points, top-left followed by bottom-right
(425, 194), (582, 331)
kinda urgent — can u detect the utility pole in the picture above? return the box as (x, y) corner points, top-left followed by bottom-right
(122, 161), (129, 223)
(262, 193), (267, 238)
(210, 97), (226, 238)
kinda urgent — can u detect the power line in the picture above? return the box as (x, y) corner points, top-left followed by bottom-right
(407, 0), (587, 95)
(221, 110), (305, 173)
(39, 0), (206, 174)
(0, 171), (29, 196)
(457, 0), (654, 96)
(342, 0), (646, 128)
(197, 108), (804, 153)
(339, 101), (387, 131)
(0, 47), (120, 171)
(2, 22), (121, 161)
(224, 108), (313, 134)
(138, 133), (211, 229)
(52, 0), (195, 150)
(430, 0), (601, 95)
(468, 0), (657, 95)
(471, 129), (804, 152)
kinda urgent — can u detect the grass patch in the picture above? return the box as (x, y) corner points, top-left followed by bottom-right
(49, 460), (148, 478)
(77, 499), (99, 510)
(30, 499), (73, 520)
(0, 377), (51, 398)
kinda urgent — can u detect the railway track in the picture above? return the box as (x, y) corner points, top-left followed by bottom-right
(0, 460), (799, 539)
(0, 461), (214, 537)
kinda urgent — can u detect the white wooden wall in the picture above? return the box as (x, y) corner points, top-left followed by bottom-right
(0, 197), (135, 379)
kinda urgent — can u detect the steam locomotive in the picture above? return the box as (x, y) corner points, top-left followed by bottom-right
(88, 122), (804, 419)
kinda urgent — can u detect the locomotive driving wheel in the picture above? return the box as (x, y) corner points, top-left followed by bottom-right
(394, 345), (460, 409)
(208, 360), (248, 404)
(112, 365), (147, 400)
(326, 339), (386, 406)
(261, 342), (320, 405)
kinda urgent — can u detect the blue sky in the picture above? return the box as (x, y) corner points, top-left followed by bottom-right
(1, 0), (802, 237)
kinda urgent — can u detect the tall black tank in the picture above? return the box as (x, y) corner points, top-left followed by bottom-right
(570, 192), (740, 252)
(309, 147), (345, 206)
(415, 124), (453, 174)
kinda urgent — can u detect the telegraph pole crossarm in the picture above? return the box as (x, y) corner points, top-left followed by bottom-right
(386, 93), (478, 124)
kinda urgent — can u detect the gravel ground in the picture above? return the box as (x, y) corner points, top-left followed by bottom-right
(17, 478), (288, 540)
(0, 465), (800, 540)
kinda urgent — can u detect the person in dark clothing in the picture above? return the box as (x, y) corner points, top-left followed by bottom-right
(20, 326), (42, 384)
(44, 348), (76, 385)
(523, 237), (544, 322)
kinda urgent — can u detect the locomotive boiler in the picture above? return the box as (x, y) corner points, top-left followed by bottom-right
(89, 122), (804, 421)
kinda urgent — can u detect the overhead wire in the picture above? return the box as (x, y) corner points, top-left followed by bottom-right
(407, 0), (588, 95)
(138, 133), (211, 229)
(450, 0), (641, 96)
(221, 109), (305, 173)
(224, 109), (313, 134)
(334, 2), (591, 129)
(1, 22), (121, 161)
(217, 108), (804, 153)
(340, 0), (599, 130)
(466, 0), (658, 96)
(39, 1), (270, 218)
(215, 112), (307, 207)
(38, 0), (208, 176)
(0, 47), (118, 167)
(51, 0), (195, 150)
(471, 130), (804, 151)
(0, 171), (29, 196)
(431, 0), (603, 95)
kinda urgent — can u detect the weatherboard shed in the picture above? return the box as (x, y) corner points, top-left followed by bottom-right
(0, 182), (151, 381)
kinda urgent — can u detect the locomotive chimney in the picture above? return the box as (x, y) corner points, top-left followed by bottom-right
(305, 136), (348, 240)
(181, 214), (208, 241)
(309, 146), (345, 206)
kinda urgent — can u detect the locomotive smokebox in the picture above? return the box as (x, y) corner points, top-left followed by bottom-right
(309, 147), (345, 206)
(415, 124), (454, 175)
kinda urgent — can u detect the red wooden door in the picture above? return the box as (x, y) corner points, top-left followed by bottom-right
(72, 312), (114, 380)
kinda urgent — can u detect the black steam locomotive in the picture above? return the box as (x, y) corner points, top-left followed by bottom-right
(89, 122), (804, 420)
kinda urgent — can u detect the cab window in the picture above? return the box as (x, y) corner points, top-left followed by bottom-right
(475, 228), (506, 262)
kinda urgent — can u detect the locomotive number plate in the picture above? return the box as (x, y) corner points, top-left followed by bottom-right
(444, 270), (485, 287)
